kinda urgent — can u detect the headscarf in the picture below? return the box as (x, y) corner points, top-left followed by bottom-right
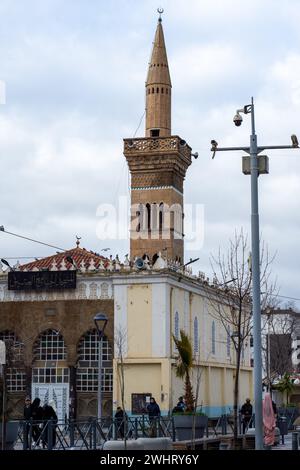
(48, 400), (57, 412)
(262, 393), (276, 445)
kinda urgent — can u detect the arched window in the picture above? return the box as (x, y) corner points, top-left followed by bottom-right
(166, 88), (168, 95)
(227, 328), (231, 357)
(159, 202), (164, 234)
(146, 203), (151, 231)
(174, 312), (179, 340)
(0, 331), (26, 392)
(76, 330), (113, 392)
(152, 87), (154, 93)
(161, 88), (164, 94)
(33, 329), (66, 361)
(194, 317), (199, 355)
(211, 321), (216, 355)
(156, 87), (159, 93)
(136, 210), (141, 232)
(77, 330), (112, 364)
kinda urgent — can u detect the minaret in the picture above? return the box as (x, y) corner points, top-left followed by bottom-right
(124, 13), (193, 264)
(145, 15), (171, 137)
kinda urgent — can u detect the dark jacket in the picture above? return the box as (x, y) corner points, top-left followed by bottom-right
(43, 405), (58, 423)
(241, 402), (252, 419)
(147, 402), (160, 418)
(115, 409), (126, 422)
(24, 404), (31, 420)
(31, 399), (43, 422)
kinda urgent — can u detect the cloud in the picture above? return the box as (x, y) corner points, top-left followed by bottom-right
(0, 0), (299, 307)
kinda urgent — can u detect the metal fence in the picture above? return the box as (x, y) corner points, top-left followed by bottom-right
(13, 415), (176, 450)
(8, 410), (292, 450)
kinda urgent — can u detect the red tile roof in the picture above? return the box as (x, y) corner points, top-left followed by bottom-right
(19, 247), (109, 271)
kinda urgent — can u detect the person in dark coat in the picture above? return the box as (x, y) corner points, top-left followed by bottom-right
(147, 397), (160, 437)
(115, 406), (127, 438)
(241, 398), (253, 433)
(31, 398), (43, 446)
(172, 396), (186, 413)
(23, 396), (32, 449)
(41, 401), (58, 449)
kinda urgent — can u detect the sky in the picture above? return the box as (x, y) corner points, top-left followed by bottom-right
(0, 0), (300, 307)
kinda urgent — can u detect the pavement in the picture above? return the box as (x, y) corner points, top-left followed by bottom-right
(271, 432), (294, 450)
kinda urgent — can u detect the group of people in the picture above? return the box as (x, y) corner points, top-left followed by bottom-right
(23, 396), (58, 449)
(114, 397), (162, 438)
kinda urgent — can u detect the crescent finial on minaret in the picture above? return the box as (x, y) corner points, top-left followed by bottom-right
(157, 7), (164, 22)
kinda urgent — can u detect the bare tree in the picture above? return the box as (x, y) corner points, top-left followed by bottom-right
(262, 305), (296, 391)
(204, 229), (277, 442)
(114, 326), (128, 449)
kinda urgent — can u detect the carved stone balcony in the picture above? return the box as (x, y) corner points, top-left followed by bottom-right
(124, 135), (192, 161)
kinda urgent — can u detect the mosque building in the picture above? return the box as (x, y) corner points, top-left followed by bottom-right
(0, 14), (252, 420)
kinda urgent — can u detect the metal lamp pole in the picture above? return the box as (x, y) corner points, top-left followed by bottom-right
(248, 98), (264, 449)
(211, 97), (299, 449)
(94, 313), (108, 422)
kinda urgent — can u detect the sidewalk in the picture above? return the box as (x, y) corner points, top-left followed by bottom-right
(272, 433), (293, 450)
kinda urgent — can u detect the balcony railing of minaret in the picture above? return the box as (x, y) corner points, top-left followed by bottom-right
(124, 136), (192, 160)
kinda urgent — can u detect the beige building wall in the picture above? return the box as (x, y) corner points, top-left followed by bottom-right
(127, 284), (152, 358)
(113, 275), (253, 416)
(113, 359), (171, 414)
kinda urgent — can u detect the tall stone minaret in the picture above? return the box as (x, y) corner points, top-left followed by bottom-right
(145, 15), (171, 137)
(124, 14), (193, 264)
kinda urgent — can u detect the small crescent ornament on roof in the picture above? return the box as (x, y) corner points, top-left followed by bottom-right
(157, 7), (164, 21)
(76, 235), (81, 247)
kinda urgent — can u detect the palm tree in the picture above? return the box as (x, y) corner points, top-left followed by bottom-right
(276, 373), (295, 405)
(173, 329), (195, 411)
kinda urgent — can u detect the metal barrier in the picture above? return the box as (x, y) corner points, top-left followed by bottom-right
(14, 416), (175, 450)
(13, 412), (254, 450)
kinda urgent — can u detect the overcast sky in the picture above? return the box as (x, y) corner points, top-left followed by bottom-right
(0, 0), (299, 307)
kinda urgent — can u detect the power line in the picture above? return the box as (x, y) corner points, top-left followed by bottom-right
(0, 257), (43, 260)
(0, 227), (66, 252)
(268, 293), (300, 302)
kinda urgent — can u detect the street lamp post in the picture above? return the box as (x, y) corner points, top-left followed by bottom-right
(211, 97), (299, 449)
(94, 313), (108, 422)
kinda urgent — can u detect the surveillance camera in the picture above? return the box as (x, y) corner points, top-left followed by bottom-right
(233, 113), (243, 127)
(192, 152), (198, 159)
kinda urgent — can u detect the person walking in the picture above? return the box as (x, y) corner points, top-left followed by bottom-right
(115, 406), (127, 439)
(240, 398), (253, 434)
(41, 401), (58, 449)
(23, 396), (32, 449)
(31, 398), (43, 447)
(263, 393), (276, 448)
(147, 397), (160, 437)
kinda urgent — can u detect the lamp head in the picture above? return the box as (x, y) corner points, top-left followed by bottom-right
(94, 313), (108, 337)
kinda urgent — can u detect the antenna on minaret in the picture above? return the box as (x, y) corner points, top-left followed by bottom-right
(157, 7), (164, 22)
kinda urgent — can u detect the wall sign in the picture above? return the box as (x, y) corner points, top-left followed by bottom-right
(8, 270), (77, 290)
